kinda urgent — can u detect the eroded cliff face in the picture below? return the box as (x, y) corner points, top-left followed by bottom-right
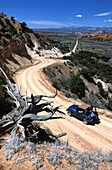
(0, 37), (32, 74)
(0, 13), (51, 75)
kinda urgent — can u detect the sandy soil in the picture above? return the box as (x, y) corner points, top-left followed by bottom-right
(15, 56), (112, 153)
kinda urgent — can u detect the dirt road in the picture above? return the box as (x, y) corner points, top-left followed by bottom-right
(72, 39), (78, 53)
(15, 56), (112, 153)
(64, 39), (78, 56)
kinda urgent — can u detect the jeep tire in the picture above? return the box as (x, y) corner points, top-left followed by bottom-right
(83, 118), (88, 125)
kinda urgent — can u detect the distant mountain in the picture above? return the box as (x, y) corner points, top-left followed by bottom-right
(33, 26), (112, 33)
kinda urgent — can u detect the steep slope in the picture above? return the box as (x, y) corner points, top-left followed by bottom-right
(0, 13), (53, 73)
(0, 13), (63, 117)
(0, 32), (31, 73)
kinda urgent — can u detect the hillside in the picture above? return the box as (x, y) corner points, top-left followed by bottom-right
(44, 51), (112, 112)
(0, 13), (57, 74)
(0, 13), (63, 117)
(78, 31), (112, 41)
(0, 13), (52, 117)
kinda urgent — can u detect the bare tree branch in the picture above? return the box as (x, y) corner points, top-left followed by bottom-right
(0, 67), (66, 141)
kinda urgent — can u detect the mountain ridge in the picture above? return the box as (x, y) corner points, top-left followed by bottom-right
(33, 26), (112, 33)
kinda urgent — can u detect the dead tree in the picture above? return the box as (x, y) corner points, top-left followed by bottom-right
(0, 67), (66, 141)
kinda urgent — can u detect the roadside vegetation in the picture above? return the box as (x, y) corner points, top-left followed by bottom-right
(41, 33), (112, 110)
(78, 39), (112, 60)
(0, 15), (35, 49)
(44, 50), (112, 110)
(63, 51), (112, 84)
(1, 131), (112, 169)
(40, 33), (112, 62)
(0, 75), (13, 118)
(40, 33), (77, 53)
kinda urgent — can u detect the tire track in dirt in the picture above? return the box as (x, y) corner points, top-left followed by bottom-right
(15, 56), (112, 153)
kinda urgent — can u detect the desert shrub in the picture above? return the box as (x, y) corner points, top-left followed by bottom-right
(34, 32), (40, 38)
(63, 50), (112, 83)
(64, 61), (67, 66)
(5, 18), (11, 26)
(52, 79), (61, 90)
(9, 24), (17, 36)
(21, 22), (27, 33)
(13, 155), (27, 164)
(82, 91), (105, 109)
(97, 82), (108, 99)
(0, 25), (6, 33)
(108, 86), (112, 93)
(26, 142), (36, 155)
(31, 157), (43, 167)
(20, 22), (33, 33)
(81, 68), (95, 83)
(101, 56), (111, 62)
(11, 16), (16, 24)
(43, 68), (46, 73)
(0, 76), (13, 118)
(26, 34), (35, 49)
(2, 133), (112, 169)
(69, 72), (86, 99)
(4, 135), (25, 160)
(45, 66), (56, 78)
(47, 150), (63, 165)
(2, 38), (7, 44)
(67, 61), (74, 66)
(18, 33), (25, 41)
(0, 18), (4, 26)
(106, 99), (112, 111)
(5, 33), (12, 39)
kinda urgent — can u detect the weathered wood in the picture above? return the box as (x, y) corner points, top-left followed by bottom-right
(0, 67), (66, 141)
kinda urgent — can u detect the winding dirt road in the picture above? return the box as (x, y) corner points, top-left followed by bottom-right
(15, 56), (112, 153)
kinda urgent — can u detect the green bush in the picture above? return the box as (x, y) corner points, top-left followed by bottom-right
(9, 24), (17, 36)
(21, 22), (27, 33)
(26, 34), (35, 49)
(52, 80), (61, 90)
(97, 82), (108, 99)
(67, 61), (74, 66)
(106, 99), (112, 111)
(6, 33), (12, 39)
(21, 22), (33, 33)
(63, 50), (112, 83)
(81, 68), (95, 83)
(5, 18), (11, 26)
(0, 76), (13, 118)
(11, 16), (15, 23)
(69, 72), (86, 99)
(0, 26), (6, 33)
(0, 18), (4, 26)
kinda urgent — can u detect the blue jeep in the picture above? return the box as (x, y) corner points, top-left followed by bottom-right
(66, 104), (100, 125)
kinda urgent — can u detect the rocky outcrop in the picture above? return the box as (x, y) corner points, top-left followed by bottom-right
(78, 31), (112, 41)
(0, 37), (32, 74)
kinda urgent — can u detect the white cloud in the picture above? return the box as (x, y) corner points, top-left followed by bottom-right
(108, 19), (112, 22)
(95, 12), (112, 16)
(70, 23), (78, 26)
(28, 21), (66, 27)
(76, 15), (82, 18)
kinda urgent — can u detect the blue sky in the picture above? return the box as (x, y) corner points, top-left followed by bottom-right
(1, 0), (112, 28)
